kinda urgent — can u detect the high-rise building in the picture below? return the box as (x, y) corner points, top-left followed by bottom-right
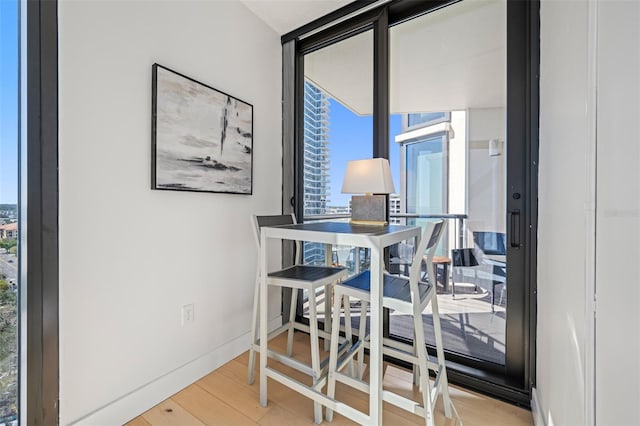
(303, 81), (330, 215)
(303, 81), (331, 264)
(389, 193), (401, 224)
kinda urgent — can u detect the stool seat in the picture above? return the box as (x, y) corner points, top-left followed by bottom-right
(268, 265), (347, 283)
(423, 256), (452, 292)
(338, 270), (433, 306)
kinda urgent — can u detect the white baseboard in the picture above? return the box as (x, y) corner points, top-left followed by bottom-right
(69, 316), (282, 426)
(531, 387), (546, 426)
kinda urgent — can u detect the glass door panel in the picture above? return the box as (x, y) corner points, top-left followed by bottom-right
(301, 29), (373, 323)
(388, 0), (507, 366)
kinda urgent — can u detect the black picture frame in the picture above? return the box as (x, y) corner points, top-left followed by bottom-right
(151, 63), (253, 194)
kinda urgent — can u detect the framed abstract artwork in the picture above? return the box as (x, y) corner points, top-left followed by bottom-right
(151, 63), (253, 194)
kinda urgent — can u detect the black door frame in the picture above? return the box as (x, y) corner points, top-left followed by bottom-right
(22, 0), (59, 423)
(283, 0), (539, 407)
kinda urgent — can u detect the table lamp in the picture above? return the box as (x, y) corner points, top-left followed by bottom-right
(341, 158), (395, 226)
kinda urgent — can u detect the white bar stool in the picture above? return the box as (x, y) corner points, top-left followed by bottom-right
(326, 220), (461, 426)
(248, 214), (349, 424)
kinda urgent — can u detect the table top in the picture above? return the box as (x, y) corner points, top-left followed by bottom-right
(261, 221), (421, 247)
(273, 221), (415, 234)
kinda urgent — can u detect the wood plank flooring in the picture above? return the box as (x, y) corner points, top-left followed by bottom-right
(127, 332), (532, 426)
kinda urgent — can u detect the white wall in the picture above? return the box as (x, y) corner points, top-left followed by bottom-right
(448, 111), (466, 215)
(58, 1), (282, 424)
(467, 107), (506, 234)
(595, 1), (640, 424)
(538, 1), (640, 425)
(537, 1), (589, 425)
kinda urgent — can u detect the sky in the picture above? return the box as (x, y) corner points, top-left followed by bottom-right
(327, 99), (402, 207)
(0, 0), (18, 204)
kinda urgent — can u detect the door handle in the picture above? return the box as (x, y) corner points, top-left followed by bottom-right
(510, 209), (522, 248)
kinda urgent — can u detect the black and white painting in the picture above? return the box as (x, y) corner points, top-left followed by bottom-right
(152, 64), (253, 194)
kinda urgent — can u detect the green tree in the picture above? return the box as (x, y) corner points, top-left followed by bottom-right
(0, 238), (16, 252)
(0, 280), (15, 304)
(0, 279), (17, 420)
(0, 279), (17, 362)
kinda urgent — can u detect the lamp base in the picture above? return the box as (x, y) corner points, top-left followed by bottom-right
(350, 195), (388, 226)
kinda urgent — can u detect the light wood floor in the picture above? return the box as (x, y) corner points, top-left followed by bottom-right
(127, 332), (532, 426)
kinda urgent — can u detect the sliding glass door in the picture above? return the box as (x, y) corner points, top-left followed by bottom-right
(286, 0), (537, 405)
(387, 0), (509, 369)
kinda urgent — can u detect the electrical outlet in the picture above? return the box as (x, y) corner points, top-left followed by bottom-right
(181, 304), (194, 326)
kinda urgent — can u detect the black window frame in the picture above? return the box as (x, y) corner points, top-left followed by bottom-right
(22, 0), (59, 423)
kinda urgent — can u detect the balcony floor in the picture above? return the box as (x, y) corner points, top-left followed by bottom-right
(308, 283), (506, 366)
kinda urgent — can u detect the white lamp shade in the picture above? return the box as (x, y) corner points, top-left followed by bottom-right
(341, 158), (396, 194)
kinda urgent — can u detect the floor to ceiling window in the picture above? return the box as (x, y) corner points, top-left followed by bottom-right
(0, 0), (19, 422)
(285, 0), (538, 405)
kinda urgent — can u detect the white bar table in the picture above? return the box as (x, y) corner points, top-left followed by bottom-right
(259, 221), (421, 425)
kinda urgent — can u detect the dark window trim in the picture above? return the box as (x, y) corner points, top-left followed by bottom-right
(526, 0), (540, 394)
(298, 12), (377, 56)
(505, 0), (539, 388)
(294, 45), (305, 222)
(281, 0), (378, 44)
(283, 0), (459, 46)
(22, 0), (59, 423)
(373, 8), (389, 159)
(285, 0), (539, 407)
(386, 0), (460, 27)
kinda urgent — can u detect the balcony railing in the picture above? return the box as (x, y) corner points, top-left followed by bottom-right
(304, 213), (468, 249)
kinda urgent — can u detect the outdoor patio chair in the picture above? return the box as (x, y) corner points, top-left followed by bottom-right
(473, 231), (507, 308)
(451, 231), (507, 311)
